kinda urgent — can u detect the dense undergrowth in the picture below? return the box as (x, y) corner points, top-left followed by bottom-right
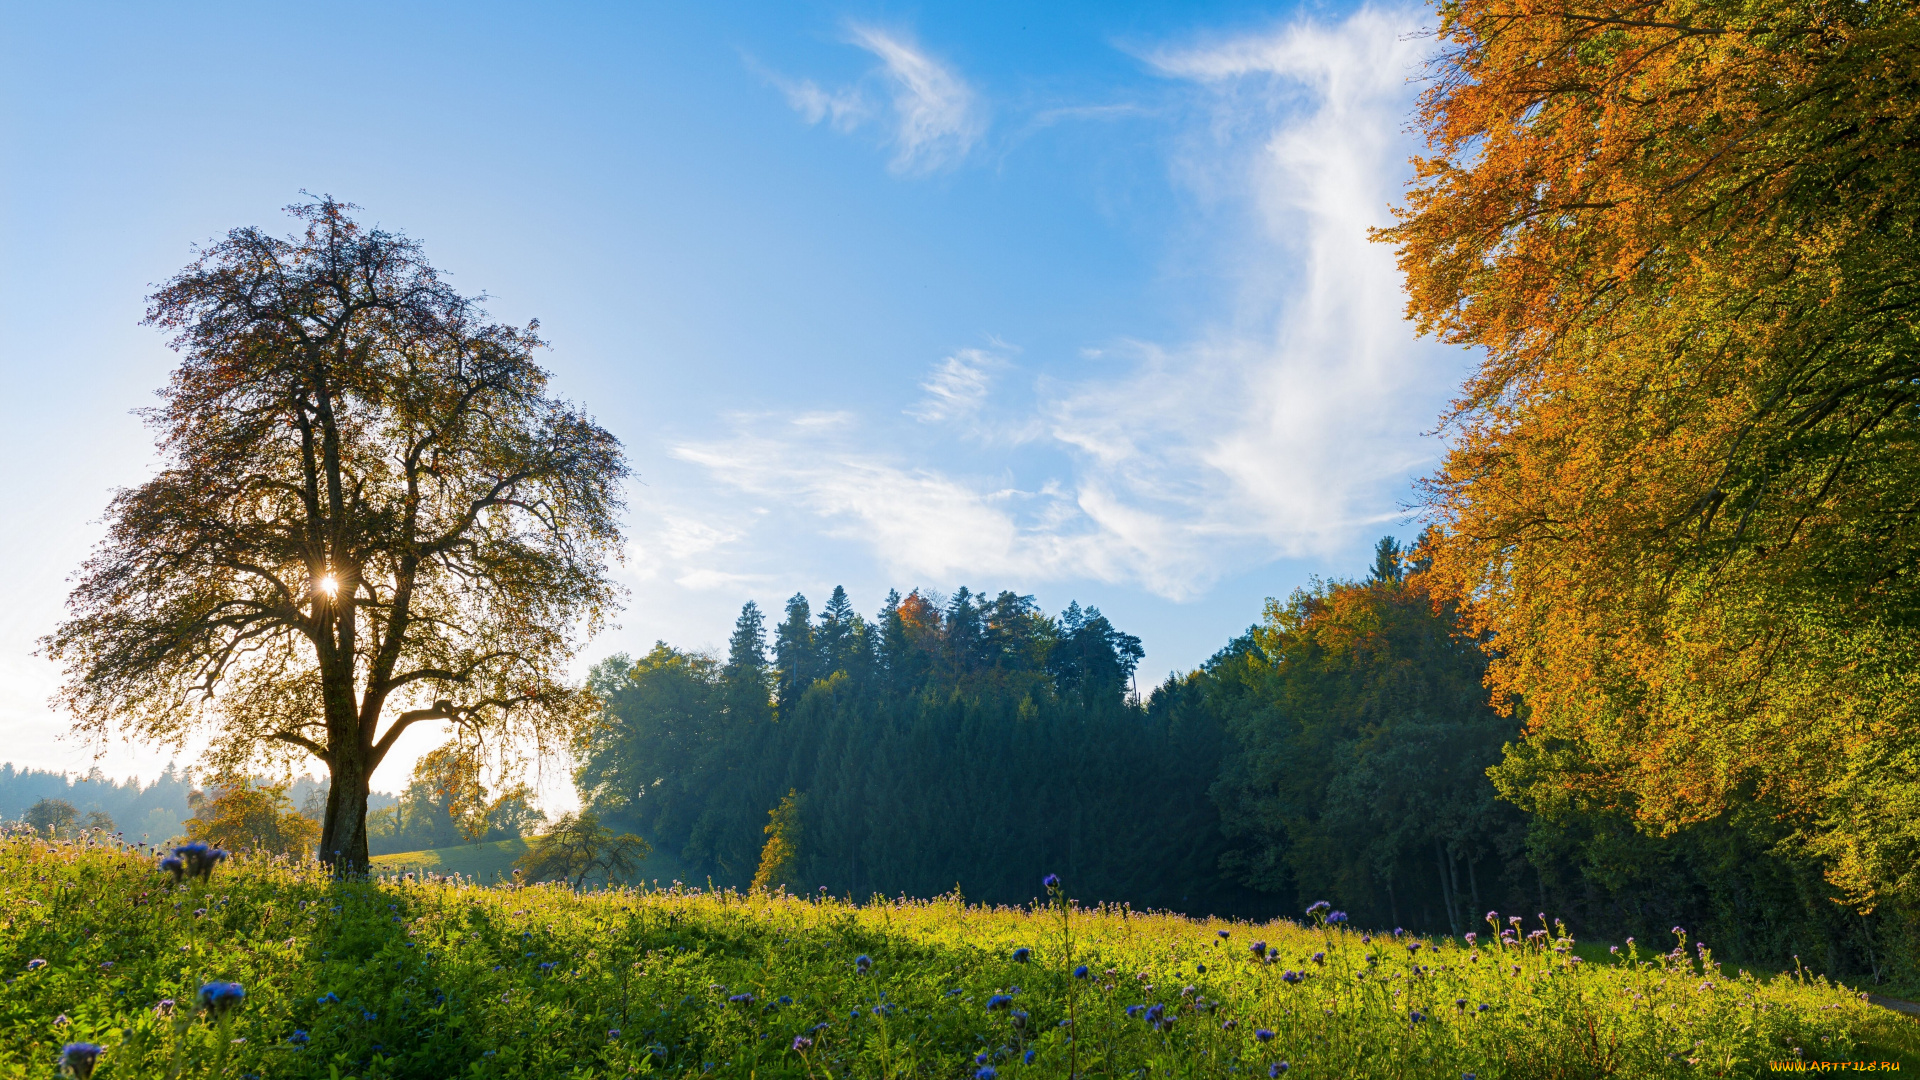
(1, 835), (1913, 1078)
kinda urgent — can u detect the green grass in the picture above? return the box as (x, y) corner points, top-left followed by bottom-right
(369, 840), (529, 883)
(369, 838), (696, 888)
(2, 834), (1915, 1079)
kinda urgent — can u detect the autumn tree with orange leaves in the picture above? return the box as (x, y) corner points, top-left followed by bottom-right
(1383, 0), (1920, 909)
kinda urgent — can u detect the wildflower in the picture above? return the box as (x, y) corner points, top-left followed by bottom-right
(977, 1053), (990, 1065)
(855, 954), (873, 974)
(1254, 1028), (1275, 1042)
(986, 994), (1014, 1011)
(154, 999), (176, 1018)
(1464, 932), (1476, 945)
(1218, 929), (1231, 939)
(317, 992), (339, 1004)
(360, 1011), (377, 1022)
(1327, 911), (1348, 925)
(1455, 998), (1468, 1008)
(976, 1069), (997, 1080)
(1074, 965), (1089, 978)
(1312, 952), (1325, 965)
(1250, 941), (1267, 958)
(1125, 1005), (1144, 1018)
(1281, 970), (1302, 984)
(1672, 926), (1685, 937)
(1042, 873), (1060, 890)
(1011, 1009), (1029, 1029)
(1361, 935), (1371, 945)
(26, 959), (46, 971)
(1222, 1019), (1237, 1031)
(729, 994), (754, 1006)
(1407, 941), (1422, 954)
(1024, 1050), (1036, 1065)
(159, 856), (184, 883)
(1011, 947), (1031, 963)
(54, 1014), (70, 1027)
(791, 1036), (813, 1052)
(57, 1043), (102, 1080)
(1271, 1064), (1290, 1077)
(1409, 1010), (1425, 1023)
(98, 961), (113, 971)
(1305, 901), (1330, 917)
(1197, 962), (1208, 973)
(197, 981), (245, 1019)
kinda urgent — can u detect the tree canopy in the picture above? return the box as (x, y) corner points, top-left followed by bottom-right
(1382, 0), (1920, 910)
(43, 198), (626, 871)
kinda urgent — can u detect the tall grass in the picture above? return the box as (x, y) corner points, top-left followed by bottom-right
(0, 833), (1907, 1078)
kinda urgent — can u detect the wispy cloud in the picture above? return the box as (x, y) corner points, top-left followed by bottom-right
(763, 25), (984, 173)
(693, 7), (1444, 598)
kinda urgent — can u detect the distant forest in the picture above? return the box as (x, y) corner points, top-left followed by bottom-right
(578, 538), (1891, 981)
(0, 766), (395, 847)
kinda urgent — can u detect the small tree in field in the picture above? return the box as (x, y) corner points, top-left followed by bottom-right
(185, 778), (320, 856)
(24, 798), (78, 837)
(44, 198), (628, 872)
(516, 811), (649, 890)
(750, 789), (803, 894)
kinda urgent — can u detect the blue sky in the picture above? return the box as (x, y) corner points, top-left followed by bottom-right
(0, 0), (1461, 797)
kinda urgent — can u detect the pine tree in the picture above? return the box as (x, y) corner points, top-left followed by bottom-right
(816, 586), (858, 676)
(773, 594), (816, 712)
(724, 602), (773, 723)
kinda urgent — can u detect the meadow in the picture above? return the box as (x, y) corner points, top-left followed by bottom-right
(2, 833), (1913, 1079)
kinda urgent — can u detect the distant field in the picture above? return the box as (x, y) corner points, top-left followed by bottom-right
(369, 839), (528, 882)
(5, 835), (1917, 1078)
(369, 837), (695, 887)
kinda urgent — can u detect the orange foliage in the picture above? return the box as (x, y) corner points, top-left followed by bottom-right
(1382, 0), (1920, 904)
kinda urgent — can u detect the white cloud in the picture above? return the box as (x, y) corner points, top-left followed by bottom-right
(765, 25), (984, 173)
(692, 7), (1444, 598)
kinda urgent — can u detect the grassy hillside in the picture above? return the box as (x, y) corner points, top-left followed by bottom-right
(2, 834), (1915, 1078)
(369, 839), (528, 882)
(369, 837), (696, 888)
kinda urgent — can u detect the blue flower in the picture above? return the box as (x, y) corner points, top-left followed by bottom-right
(1312, 952), (1325, 965)
(1281, 970), (1303, 985)
(287, 1031), (310, 1045)
(26, 959), (46, 971)
(58, 1043), (103, 1080)
(1011, 947), (1031, 963)
(1073, 965), (1089, 979)
(607, 1029), (620, 1040)
(986, 994), (1013, 1011)
(1024, 1050), (1036, 1064)
(778, 995), (793, 1005)
(316, 992), (339, 1006)
(729, 994), (754, 1006)
(1125, 1005), (1144, 1018)
(1306, 901), (1330, 917)
(1270, 1063), (1289, 1077)
(1010, 1009), (1029, 1029)
(1254, 1028), (1275, 1042)
(1217, 929), (1231, 939)
(1327, 911), (1348, 925)
(975, 1069), (996, 1080)
(1250, 941), (1267, 958)
(1409, 1010), (1426, 1023)
(1042, 873), (1060, 890)
(196, 981), (245, 1018)
(158, 856), (184, 883)
(792, 1036), (813, 1052)
(855, 954), (873, 974)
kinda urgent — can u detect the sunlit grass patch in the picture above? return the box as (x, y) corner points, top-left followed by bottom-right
(0, 834), (1906, 1078)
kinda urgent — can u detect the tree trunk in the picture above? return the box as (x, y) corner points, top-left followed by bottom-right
(1435, 838), (1461, 938)
(320, 744), (373, 873)
(1467, 856), (1481, 916)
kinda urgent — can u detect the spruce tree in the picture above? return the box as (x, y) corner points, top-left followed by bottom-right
(723, 602), (773, 723)
(773, 594), (816, 711)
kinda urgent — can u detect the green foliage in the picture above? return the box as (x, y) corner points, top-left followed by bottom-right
(0, 838), (1907, 1078)
(575, 588), (1240, 912)
(515, 812), (651, 890)
(23, 798), (79, 838)
(183, 778), (319, 857)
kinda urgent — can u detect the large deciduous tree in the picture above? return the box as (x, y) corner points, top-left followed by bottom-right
(1383, 0), (1920, 906)
(45, 198), (627, 873)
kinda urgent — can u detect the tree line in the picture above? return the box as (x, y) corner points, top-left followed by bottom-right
(576, 541), (1903, 981)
